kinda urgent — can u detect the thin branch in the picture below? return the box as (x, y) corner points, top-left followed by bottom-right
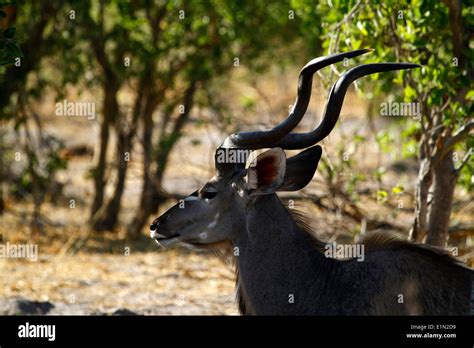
(455, 147), (473, 172)
(438, 120), (474, 162)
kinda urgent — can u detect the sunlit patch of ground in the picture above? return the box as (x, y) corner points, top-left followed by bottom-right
(0, 249), (238, 315)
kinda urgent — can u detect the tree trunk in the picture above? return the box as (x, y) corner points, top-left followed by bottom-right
(128, 95), (157, 238)
(93, 127), (130, 231)
(409, 157), (433, 242)
(90, 81), (119, 223)
(426, 151), (458, 247)
(128, 81), (197, 238)
(93, 69), (152, 231)
(0, 186), (4, 215)
(0, 143), (4, 215)
(422, 0), (468, 246)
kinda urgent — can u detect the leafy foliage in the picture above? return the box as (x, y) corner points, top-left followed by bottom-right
(312, 0), (473, 192)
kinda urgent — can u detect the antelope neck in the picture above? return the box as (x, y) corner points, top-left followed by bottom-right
(232, 194), (338, 314)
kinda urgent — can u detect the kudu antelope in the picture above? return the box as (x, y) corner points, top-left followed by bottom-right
(150, 49), (473, 315)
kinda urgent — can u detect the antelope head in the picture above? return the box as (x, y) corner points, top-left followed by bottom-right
(150, 49), (419, 248)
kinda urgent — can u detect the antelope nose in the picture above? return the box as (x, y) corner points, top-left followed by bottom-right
(150, 223), (158, 238)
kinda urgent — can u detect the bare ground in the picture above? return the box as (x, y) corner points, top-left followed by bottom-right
(0, 249), (238, 315)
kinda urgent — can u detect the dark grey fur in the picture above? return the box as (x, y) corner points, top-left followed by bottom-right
(234, 194), (472, 315)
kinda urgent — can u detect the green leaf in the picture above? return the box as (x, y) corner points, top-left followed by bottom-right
(356, 21), (368, 36)
(404, 84), (417, 100)
(391, 185), (404, 195)
(5, 41), (22, 58)
(376, 190), (388, 203)
(466, 90), (474, 101)
(240, 96), (256, 110)
(3, 26), (15, 39)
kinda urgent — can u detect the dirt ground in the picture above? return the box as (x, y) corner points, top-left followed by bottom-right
(0, 249), (238, 315)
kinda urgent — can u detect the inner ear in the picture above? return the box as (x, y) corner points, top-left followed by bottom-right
(246, 148), (286, 195)
(277, 145), (322, 192)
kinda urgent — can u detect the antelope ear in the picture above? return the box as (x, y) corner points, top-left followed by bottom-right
(277, 145), (322, 192)
(246, 148), (286, 195)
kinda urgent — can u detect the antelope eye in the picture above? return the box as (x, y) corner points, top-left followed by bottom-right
(201, 190), (217, 199)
